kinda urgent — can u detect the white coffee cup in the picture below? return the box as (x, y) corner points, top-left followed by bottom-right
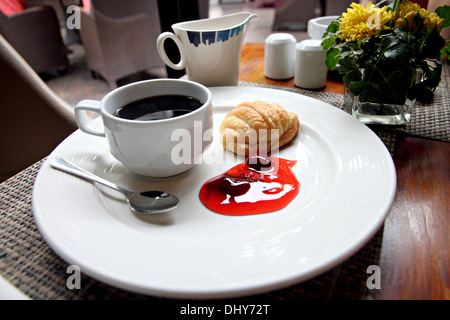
(74, 79), (213, 177)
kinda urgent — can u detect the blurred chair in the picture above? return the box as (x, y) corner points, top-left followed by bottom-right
(0, 35), (77, 181)
(78, 0), (165, 88)
(27, 0), (82, 26)
(0, 4), (70, 74)
(272, 0), (316, 31)
(28, 0), (83, 45)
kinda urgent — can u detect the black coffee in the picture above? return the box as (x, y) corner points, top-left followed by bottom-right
(114, 95), (203, 121)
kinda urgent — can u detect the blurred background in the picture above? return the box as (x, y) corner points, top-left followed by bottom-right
(1, 0), (378, 106)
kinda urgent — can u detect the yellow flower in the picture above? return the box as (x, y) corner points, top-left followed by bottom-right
(338, 2), (394, 42)
(396, 0), (420, 19)
(394, 1), (444, 32)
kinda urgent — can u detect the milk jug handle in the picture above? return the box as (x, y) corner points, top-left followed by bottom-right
(157, 32), (186, 70)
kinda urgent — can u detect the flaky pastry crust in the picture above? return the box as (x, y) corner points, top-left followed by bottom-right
(219, 101), (300, 155)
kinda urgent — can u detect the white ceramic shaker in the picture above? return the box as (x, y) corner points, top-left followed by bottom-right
(294, 39), (328, 89)
(264, 33), (296, 80)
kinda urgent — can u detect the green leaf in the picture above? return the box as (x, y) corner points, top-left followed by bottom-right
(386, 18), (395, 28)
(435, 5), (450, 29)
(321, 36), (337, 50)
(343, 70), (362, 88)
(412, 12), (425, 36)
(326, 20), (340, 34)
(338, 56), (359, 74)
(387, 70), (414, 95)
(360, 82), (383, 102)
(348, 81), (367, 96)
(421, 27), (446, 59)
(381, 36), (400, 52)
(377, 36), (406, 62)
(384, 42), (408, 59)
(440, 44), (450, 59)
(394, 27), (415, 43)
(325, 48), (341, 70)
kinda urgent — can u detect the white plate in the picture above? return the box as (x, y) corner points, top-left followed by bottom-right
(32, 87), (396, 299)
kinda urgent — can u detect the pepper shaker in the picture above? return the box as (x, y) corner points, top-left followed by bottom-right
(264, 33), (296, 80)
(294, 39), (328, 89)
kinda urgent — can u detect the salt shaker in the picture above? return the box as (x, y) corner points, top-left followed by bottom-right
(294, 39), (328, 89)
(264, 33), (296, 80)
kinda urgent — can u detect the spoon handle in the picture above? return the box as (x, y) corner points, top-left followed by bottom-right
(50, 158), (122, 192)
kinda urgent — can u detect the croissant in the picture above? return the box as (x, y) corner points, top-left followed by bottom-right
(219, 101), (300, 156)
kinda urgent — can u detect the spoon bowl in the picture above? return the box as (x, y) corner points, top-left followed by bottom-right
(50, 158), (179, 214)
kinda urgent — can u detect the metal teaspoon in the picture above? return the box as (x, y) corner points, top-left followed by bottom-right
(50, 158), (179, 214)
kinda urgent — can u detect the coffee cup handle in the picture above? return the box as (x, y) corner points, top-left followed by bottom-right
(156, 32), (186, 70)
(74, 100), (105, 137)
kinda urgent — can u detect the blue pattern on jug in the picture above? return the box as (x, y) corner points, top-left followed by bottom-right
(202, 32), (216, 45)
(217, 30), (230, 42)
(187, 31), (201, 47)
(187, 22), (248, 47)
(230, 26), (241, 38)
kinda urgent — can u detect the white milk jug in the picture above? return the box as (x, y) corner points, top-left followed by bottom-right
(157, 12), (258, 87)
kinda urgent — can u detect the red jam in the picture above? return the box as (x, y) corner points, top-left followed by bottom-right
(199, 155), (300, 216)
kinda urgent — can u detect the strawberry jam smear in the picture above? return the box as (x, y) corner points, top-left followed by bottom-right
(199, 155), (300, 216)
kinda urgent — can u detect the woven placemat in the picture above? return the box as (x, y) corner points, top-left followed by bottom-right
(403, 68), (450, 142)
(1, 159), (383, 300)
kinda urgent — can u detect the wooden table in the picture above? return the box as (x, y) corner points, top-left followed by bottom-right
(238, 43), (450, 300)
(240, 43), (345, 94)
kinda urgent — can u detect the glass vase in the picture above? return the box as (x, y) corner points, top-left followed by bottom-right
(344, 68), (419, 125)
